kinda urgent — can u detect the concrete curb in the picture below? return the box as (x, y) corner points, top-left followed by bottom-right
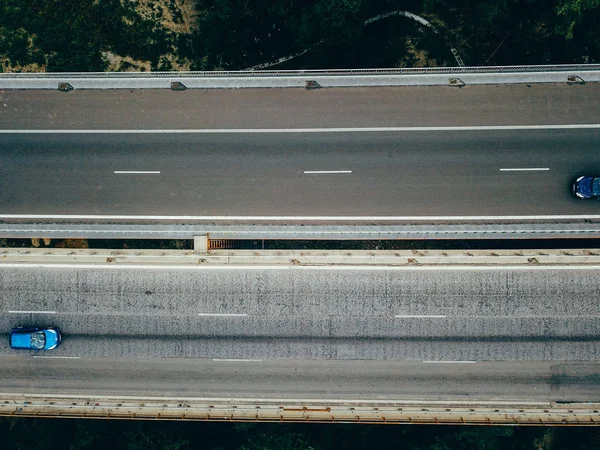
(3, 248), (600, 266)
(1, 71), (599, 89)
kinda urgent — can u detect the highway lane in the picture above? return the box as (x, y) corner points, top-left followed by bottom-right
(1, 129), (600, 217)
(1, 265), (599, 360)
(1, 357), (599, 402)
(1, 84), (600, 130)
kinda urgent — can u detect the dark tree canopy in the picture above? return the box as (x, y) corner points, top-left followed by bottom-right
(1, 0), (599, 71)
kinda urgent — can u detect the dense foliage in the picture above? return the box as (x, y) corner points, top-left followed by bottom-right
(2, 417), (600, 450)
(191, 0), (600, 69)
(0, 0), (177, 71)
(1, 0), (599, 71)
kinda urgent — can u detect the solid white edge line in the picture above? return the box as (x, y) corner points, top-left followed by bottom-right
(114, 171), (160, 174)
(5, 214), (600, 220)
(398, 314), (600, 319)
(395, 315), (447, 318)
(32, 356), (82, 359)
(499, 168), (550, 172)
(4, 227), (599, 233)
(8, 310), (57, 314)
(213, 359), (263, 362)
(2, 264), (600, 271)
(423, 361), (477, 364)
(1, 124), (600, 133)
(199, 313), (248, 317)
(304, 170), (352, 174)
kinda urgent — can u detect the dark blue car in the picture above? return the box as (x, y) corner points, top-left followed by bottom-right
(9, 327), (61, 350)
(573, 176), (600, 199)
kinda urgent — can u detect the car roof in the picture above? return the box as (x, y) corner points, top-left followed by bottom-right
(10, 331), (34, 348)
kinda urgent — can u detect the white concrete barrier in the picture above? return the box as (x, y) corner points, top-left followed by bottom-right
(1, 70), (599, 89)
(3, 247), (600, 266)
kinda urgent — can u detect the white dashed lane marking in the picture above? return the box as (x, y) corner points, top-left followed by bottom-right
(198, 313), (248, 317)
(304, 170), (352, 174)
(114, 171), (160, 174)
(499, 168), (550, 172)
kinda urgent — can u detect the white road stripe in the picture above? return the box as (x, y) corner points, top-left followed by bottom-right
(114, 170), (160, 174)
(1, 124), (600, 133)
(198, 313), (248, 317)
(304, 170), (352, 174)
(395, 315), (447, 318)
(2, 226), (598, 233)
(2, 264), (600, 271)
(33, 356), (81, 359)
(423, 361), (476, 364)
(213, 359), (263, 362)
(397, 315), (598, 319)
(499, 168), (550, 172)
(8, 310), (56, 314)
(4, 214), (600, 221)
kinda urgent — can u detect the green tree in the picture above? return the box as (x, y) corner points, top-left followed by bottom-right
(296, 0), (367, 47)
(239, 431), (318, 450)
(0, 0), (177, 71)
(123, 429), (189, 450)
(556, 0), (600, 39)
(554, 0), (600, 62)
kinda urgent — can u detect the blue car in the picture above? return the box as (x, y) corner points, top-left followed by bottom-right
(9, 327), (61, 350)
(573, 176), (600, 199)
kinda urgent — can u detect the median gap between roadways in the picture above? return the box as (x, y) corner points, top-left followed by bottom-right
(3, 238), (600, 251)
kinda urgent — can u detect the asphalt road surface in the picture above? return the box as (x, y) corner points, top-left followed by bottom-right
(2, 84), (600, 219)
(1, 265), (599, 360)
(1, 357), (598, 402)
(3, 85), (600, 402)
(2, 84), (600, 130)
(1, 129), (600, 217)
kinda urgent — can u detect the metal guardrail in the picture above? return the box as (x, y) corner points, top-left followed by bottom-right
(2, 395), (599, 425)
(2, 223), (600, 240)
(1, 64), (600, 78)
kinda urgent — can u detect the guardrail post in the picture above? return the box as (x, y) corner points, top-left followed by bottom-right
(193, 235), (208, 253)
(567, 75), (584, 84)
(448, 78), (465, 87)
(58, 82), (74, 92)
(170, 81), (187, 91)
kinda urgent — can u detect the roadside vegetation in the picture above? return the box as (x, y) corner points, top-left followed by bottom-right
(2, 417), (600, 450)
(1, 0), (598, 72)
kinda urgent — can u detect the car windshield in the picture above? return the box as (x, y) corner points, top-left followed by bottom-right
(30, 331), (46, 349)
(593, 178), (600, 195)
